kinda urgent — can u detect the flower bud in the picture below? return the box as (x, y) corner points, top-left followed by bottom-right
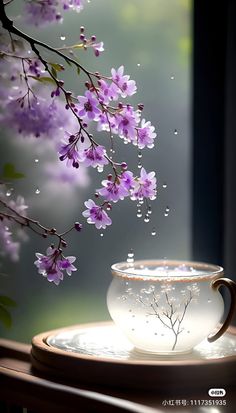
(74, 222), (82, 232)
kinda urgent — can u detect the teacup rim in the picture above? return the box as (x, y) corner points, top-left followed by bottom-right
(111, 259), (224, 281)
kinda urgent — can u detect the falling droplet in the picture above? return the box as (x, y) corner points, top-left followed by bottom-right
(97, 166), (104, 173)
(6, 189), (12, 197)
(162, 182), (167, 189)
(165, 206), (170, 213)
(170, 75), (175, 80)
(35, 188), (40, 195)
(138, 150), (142, 159)
(138, 162), (142, 169)
(139, 199), (144, 205)
(144, 214), (150, 223)
(147, 206), (152, 215)
(60, 35), (66, 41)
(137, 63), (141, 67)
(137, 209), (142, 218)
(151, 228), (156, 236)
(100, 233), (104, 237)
(128, 249), (134, 258)
(127, 249), (134, 264)
(34, 158), (39, 163)
(174, 129), (178, 135)
(124, 138), (129, 145)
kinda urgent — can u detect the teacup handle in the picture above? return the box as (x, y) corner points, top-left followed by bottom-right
(208, 277), (236, 343)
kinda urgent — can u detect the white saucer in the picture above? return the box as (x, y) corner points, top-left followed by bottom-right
(47, 323), (236, 361)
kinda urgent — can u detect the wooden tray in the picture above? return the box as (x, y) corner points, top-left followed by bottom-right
(31, 321), (236, 392)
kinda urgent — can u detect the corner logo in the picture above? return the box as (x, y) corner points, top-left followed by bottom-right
(208, 388), (226, 397)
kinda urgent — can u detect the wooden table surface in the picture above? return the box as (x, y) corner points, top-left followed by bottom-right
(0, 336), (235, 413)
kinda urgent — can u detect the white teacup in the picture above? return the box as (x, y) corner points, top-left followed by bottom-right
(107, 260), (236, 355)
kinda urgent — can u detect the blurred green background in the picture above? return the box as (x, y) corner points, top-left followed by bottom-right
(0, 0), (192, 342)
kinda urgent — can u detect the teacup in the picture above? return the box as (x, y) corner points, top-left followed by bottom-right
(107, 260), (236, 355)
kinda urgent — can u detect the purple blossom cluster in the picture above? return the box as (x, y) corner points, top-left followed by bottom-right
(82, 168), (156, 229)
(24, 0), (85, 26)
(34, 246), (76, 285)
(0, 2), (158, 286)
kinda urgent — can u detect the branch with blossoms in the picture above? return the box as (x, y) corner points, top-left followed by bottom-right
(0, 194), (82, 285)
(0, 0), (157, 285)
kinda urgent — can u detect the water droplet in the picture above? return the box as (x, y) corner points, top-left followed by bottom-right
(162, 182), (167, 189)
(151, 228), (156, 236)
(100, 233), (104, 237)
(137, 63), (141, 67)
(138, 151), (142, 159)
(6, 189), (12, 197)
(147, 206), (152, 215)
(123, 138), (129, 145)
(34, 158), (39, 163)
(174, 129), (178, 135)
(207, 299), (212, 303)
(137, 209), (142, 218)
(128, 249), (134, 258)
(165, 206), (170, 213)
(164, 212), (169, 217)
(138, 162), (142, 169)
(127, 249), (134, 264)
(144, 214), (150, 223)
(170, 75), (175, 80)
(97, 166), (104, 173)
(60, 35), (66, 41)
(35, 188), (40, 195)
(139, 199), (144, 205)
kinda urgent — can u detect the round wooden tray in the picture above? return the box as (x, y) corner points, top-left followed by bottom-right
(31, 321), (236, 392)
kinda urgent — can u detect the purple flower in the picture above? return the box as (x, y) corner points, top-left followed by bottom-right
(58, 256), (77, 275)
(34, 246), (77, 285)
(83, 145), (108, 168)
(92, 42), (104, 57)
(120, 171), (135, 190)
(59, 136), (83, 168)
(97, 180), (129, 203)
(116, 106), (140, 142)
(4, 97), (69, 138)
(24, 1), (62, 26)
(111, 66), (137, 98)
(76, 91), (101, 122)
(137, 119), (157, 149)
(98, 80), (115, 105)
(24, 0), (85, 26)
(130, 168), (157, 201)
(63, 0), (84, 12)
(82, 199), (112, 229)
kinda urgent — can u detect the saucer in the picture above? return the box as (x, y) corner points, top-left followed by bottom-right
(31, 321), (236, 391)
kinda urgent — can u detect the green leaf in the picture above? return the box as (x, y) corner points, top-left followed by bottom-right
(28, 75), (56, 85)
(0, 305), (12, 328)
(49, 62), (64, 72)
(65, 58), (72, 66)
(51, 67), (57, 78)
(2, 163), (25, 180)
(0, 296), (16, 307)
